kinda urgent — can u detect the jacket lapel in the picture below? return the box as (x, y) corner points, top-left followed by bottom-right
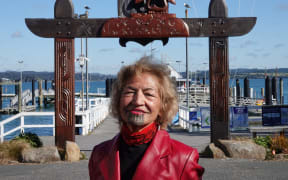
(132, 130), (171, 180)
(99, 135), (121, 180)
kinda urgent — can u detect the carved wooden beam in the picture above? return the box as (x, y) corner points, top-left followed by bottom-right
(25, 16), (256, 38)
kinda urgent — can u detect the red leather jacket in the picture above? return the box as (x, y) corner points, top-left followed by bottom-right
(89, 130), (204, 180)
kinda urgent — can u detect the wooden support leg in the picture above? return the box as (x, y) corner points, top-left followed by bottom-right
(54, 38), (75, 149)
(209, 37), (230, 143)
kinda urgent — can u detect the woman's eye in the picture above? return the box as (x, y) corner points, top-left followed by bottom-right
(123, 91), (134, 95)
(145, 93), (154, 97)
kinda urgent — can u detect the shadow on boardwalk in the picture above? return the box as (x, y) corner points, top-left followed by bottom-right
(0, 115), (288, 180)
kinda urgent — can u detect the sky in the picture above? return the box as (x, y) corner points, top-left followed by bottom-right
(0, 0), (287, 75)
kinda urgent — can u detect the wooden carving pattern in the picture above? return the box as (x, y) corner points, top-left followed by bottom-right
(102, 13), (188, 38)
(55, 38), (75, 148)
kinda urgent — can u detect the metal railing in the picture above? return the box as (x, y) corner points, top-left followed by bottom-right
(0, 112), (55, 142)
(0, 97), (110, 142)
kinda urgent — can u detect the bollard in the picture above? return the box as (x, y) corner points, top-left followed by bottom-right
(272, 77), (277, 103)
(265, 76), (272, 105)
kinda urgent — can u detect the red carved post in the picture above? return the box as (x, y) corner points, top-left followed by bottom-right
(54, 0), (75, 149)
(55, 38), (75, 148)
(209, 0), (230, 143)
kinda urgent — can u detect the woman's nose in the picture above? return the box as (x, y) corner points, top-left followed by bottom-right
(133, 91), (145, 105)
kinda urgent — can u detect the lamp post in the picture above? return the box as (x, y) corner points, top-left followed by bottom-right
(202, 62), (208, 84)
(80, 6), (90, 109)
(184, 3), (191, 107)
(176, 60), (181, 74)
(18, 60), (24, 84)
(76, 55), (88, 111)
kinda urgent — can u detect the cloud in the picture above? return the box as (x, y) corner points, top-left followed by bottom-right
(11, 31), (23, 38)
(274, 43), (285, 48)
(240, 40), (257, 48)
(277, 3), (288, 11)
(98, 48), (114, 52)
(246, 52), (258, 58)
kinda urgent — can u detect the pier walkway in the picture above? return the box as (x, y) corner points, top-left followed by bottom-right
(0, 115), (288, 180)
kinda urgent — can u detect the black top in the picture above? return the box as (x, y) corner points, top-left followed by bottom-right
(119, 136), (150, 180)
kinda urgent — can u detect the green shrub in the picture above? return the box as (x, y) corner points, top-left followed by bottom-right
(254, 136), (272, 149)
(13, 132), (43, 148)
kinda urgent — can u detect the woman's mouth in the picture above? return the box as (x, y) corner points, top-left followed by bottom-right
(129, 109), (145, 115)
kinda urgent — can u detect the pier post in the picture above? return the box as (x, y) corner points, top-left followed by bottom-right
(236, 79), (240, 105)
(272, 77), (277, 103)
(32, 79), (35, 105)
(38, 80), (43, 108)
(0, 79), (2, 110)
(45, 80), (48, 90)
(280, 78), (284, 104)
(106, 79), (114, 97)
(244, 77), (250, 98)
(18, 80), (22, 112)
(15, 82), (18, 97)
(44, 80), (48, 106)
(261, 88), (265, 98)
(265, 76), (272, 105)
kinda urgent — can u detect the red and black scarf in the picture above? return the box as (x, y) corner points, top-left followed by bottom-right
(121, 122), (157, 146)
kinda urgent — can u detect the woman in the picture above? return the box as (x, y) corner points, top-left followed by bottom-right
(89, 57), (204, 180)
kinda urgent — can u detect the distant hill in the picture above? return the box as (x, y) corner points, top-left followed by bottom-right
(1, 68), (287, 82)
(180, 68), (288, 79)
(0, 71), (116, 81)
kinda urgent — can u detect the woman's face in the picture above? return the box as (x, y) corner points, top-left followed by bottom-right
(119, 72), (162, 131)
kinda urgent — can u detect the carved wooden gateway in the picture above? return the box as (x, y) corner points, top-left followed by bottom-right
(26, 0), (256, 148)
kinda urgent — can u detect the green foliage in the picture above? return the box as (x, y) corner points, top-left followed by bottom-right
(13, 132), (43, 148)
(80, 152), (86, 160)
(254, 136), (272, 149)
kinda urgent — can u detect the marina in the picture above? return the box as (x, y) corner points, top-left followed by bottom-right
(1, 74), (288, 142)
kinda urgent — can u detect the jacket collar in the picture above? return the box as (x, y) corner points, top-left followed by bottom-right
(99, 135), (121, 180)
(133, 130), (171, 179)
